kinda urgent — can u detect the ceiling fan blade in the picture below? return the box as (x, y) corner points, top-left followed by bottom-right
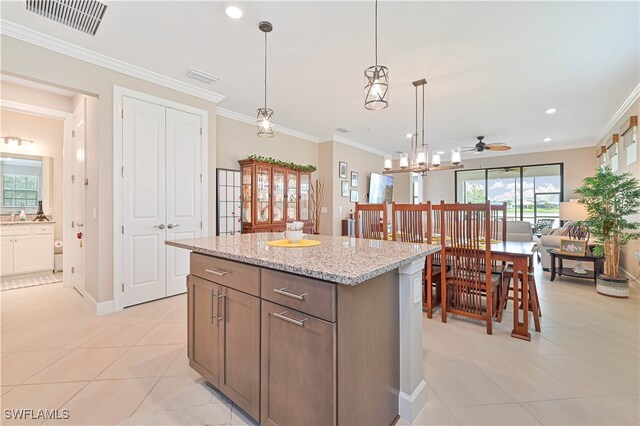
(460, 148), (477, 152)
(486, 145), (511, 151)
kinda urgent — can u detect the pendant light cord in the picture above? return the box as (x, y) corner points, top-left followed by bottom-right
(264, 31), (268, 109)
(422, 83), (425, 147)
(374, 0), (378, 67)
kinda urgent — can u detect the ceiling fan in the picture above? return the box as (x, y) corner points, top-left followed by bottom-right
(461, 136), (511, 153)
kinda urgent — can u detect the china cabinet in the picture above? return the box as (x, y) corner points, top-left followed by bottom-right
(239, 159), (313, 233)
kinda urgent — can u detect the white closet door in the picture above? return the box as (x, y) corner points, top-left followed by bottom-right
(166, 107), (202, 296)
(71, 99), (86, 293)
(122, 96), (167, 307)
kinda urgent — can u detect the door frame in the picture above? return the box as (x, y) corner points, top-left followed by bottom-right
(113, 86), (209, 312)
(0, 99), (75, 289)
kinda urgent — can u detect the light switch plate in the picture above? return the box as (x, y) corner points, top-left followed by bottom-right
(413, 278), (421, 304)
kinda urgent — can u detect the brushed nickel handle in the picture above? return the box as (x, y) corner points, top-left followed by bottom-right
(205, 268), (230, 277)
(273, 311), (307, 327)
(211, 288), (218, 324)
(217, 292), (225, 322)
(153, 224), (166, 230)
(167, 223), (180, 229)
(273, 287), (306, 301)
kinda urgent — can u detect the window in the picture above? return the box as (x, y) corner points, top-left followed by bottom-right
(3, 174), (40, 209)
(456, 163), (563, 225)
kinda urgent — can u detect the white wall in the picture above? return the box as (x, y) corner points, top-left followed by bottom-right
(1, 35), (218, 303)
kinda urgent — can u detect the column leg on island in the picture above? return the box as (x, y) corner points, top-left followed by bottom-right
(398, 257), (428, 423)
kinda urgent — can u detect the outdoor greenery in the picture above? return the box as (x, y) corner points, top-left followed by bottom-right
(576, 166), (640, 278)
(247, 155), (317, 172)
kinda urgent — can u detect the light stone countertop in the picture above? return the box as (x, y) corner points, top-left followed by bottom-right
(1, 221), (56, 225)
(166, 233), (440, 285)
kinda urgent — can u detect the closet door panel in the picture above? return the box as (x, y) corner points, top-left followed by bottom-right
(166, 107), (203, 296)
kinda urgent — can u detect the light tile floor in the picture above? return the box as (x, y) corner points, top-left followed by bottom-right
(1, 266), (638, 425)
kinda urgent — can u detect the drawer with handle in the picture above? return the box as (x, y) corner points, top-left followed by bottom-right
(261, 268), (336, 322)
(32, 225), (54, 235)
(190, 253), (260, 296)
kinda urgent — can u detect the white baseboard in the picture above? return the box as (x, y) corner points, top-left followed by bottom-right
(82, 290), (114, 316)
(399, 379), (428, 423)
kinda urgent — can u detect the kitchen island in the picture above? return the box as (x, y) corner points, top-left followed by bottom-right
(166, 233), (439, 425)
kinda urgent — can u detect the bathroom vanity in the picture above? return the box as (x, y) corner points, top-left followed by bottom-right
(166, 233), (439, 425)
(1, 221), (55, 276)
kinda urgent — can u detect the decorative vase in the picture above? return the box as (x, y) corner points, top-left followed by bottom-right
(596, 275), (629, 298)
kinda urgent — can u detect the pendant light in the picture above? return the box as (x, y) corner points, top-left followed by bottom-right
(364, 0), (389, 110)
(257, 21), (274, 137)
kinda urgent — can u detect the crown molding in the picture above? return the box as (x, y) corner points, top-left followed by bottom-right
(332, 135), (389, 157)
(1, 99), (72, 120)
(0, 19), (225, 103)
(216, 107), (321, 143)
(601, 83), (640, 139)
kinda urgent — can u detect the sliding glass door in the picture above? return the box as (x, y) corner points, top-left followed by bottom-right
(455, 163), (563, 224)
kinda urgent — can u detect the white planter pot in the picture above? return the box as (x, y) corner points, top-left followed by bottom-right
(596, 276), (629, 298)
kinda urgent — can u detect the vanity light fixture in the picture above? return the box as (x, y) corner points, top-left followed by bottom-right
(257, 21), (274, 138)
(2, 136), (34, 148)
(364, 0), (389, 110)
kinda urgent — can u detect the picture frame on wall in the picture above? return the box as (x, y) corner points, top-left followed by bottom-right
(341, 181), (349, 197)
(339, 161), (348, 178)
(559, 239), (587, 256)
(351, 171), (358, 187)
(350, 190), (359, 203)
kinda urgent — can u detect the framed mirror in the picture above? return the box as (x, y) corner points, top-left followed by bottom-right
(0, 153), (53, 215)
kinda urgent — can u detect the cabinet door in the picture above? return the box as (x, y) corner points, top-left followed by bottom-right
(0, 236), (14, 275)
(261, 300), (336, 426)
(13, 235), (53, 274)
(299, 173), (311, 222)
(219, 286), (261, 420)
(286, 171), (298, 222)
(272, 167), (286, 224)
(241, 166), (253, 224)
(188, 275), (220, 387)
(256, 165), (271, 223)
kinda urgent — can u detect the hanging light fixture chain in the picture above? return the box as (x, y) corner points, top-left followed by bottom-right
(264, 31), (267, 109)
(374, 0), (378, 67)
(422, 83), (425, 147)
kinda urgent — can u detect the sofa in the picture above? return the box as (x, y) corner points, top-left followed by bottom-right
(497, 221), (541, 253)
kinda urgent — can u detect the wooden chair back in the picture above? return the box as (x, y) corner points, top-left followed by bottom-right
(440, 201), (495, 332)
(490, 202), (508, 243)
(391, 202), (431, 243)
(355, 202), (388, 240)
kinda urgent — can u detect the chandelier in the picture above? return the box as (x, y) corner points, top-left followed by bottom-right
(364, 0), (389, 110)
(382, 79), (463, 174)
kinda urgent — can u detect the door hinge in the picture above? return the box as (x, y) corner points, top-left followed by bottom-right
(200, 127), (202, 136)
(84, 178), (89, 186)
(71, 221), (75, 229)
(121, 109), (124, 119)
(72, 130), (76, 138)
(200, 173), (203, 183)
(71, 174), (75, 184)
(200, 221), (203, 230)
(71, 266), (75, 274)
(121, 225), (124, 234)
(122, 283), (125, 292)
(121, 166), (124, 178)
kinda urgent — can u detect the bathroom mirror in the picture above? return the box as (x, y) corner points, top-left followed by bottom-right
(0, 153), (53, 216)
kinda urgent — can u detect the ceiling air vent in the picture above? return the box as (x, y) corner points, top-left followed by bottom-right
(335, 127), (352, 134)
(26, 0), (108, 36)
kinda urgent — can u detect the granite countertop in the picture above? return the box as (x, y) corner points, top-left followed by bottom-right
(1, 221), (56, 225)
(166, 233), (440, 285)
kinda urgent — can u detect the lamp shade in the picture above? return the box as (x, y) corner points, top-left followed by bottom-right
(559, 202), (588, 221)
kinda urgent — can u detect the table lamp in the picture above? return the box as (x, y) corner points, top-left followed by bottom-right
(559, 201), (589, 274)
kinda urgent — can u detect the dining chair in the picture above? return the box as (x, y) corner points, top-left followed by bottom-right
(497, 262), (541, 332)
(439, 201), (499, 334)
(354, 202), (388, 240)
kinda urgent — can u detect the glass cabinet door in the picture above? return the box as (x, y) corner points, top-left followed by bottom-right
(272, 168), (285, 223)
(287, 171), (298, 222)
(241, 166), (252, 224)
(256, 166), (271, 223)
(299, 173), (310, 221)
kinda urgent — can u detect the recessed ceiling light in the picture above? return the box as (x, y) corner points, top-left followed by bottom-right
(406, 133), (413, 138)
(225, 5), (243, 19)
(545, 108), (557, 114)
(543, 137), (552, 142)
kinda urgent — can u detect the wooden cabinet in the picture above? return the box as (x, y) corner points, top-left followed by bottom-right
(239, 159), (313, 234)
(261, 300), (336, 426)
(187, 255), (261, 420)
(0, 224), (54, 277)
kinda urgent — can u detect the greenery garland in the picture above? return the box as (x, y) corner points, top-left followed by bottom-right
(247, 155), (317, 172)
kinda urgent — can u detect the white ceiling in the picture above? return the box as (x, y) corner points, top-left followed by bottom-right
(2, 1), (638, 159)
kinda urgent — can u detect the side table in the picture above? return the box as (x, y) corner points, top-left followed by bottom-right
(547, 249), (605, 285)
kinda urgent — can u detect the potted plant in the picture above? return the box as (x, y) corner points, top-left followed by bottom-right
(576, 166), (640, 297)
